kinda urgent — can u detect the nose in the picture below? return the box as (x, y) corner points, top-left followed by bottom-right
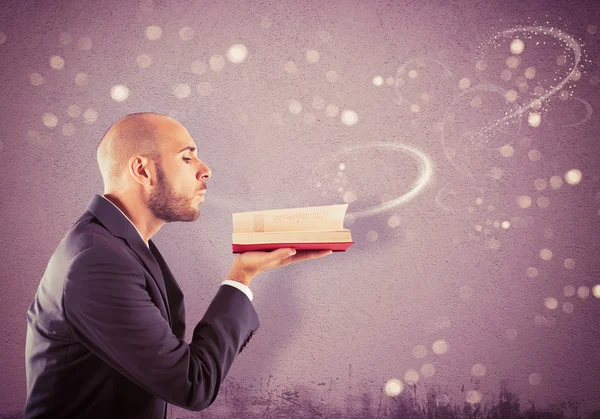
(197, 162), (211, 180)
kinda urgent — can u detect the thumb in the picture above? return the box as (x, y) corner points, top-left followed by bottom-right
(271, 247), (296, 261)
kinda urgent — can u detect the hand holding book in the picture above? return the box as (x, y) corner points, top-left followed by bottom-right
(227, 247), (334, 286)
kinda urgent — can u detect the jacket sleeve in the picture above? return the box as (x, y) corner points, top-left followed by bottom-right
(63, 246), (259, 411)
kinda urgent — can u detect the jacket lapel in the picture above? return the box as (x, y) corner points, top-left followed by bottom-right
(149, 242), (186, 339)
(86, 194), (172, 326)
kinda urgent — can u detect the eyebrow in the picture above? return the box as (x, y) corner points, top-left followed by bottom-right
(177, 146), (196, 154)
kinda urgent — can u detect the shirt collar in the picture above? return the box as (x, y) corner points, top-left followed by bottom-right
(100, 195), (149, 248)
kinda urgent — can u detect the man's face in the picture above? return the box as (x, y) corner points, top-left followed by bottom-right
(147, 123), (210, 223)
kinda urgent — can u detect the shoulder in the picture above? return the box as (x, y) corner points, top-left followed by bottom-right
(64, 211), (127, 252)
(64, 217), (142, 288)
(61, 212), (136, 270)
(63, 245), (146, 313)
(67, 245), (142, 281)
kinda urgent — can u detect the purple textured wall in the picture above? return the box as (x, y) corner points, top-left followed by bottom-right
(1, 0), (599, 417)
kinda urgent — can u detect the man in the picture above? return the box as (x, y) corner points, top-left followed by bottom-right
(24, 112), (332, 418)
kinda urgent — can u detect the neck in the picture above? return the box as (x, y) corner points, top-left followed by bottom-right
(103, 192), (163, 245)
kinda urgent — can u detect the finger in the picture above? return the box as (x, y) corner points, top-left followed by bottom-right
(274, 249), (333, 269)
(268, 247), (297, 263)
(307, 249), (333, 256)
(290, 249), (333, 261)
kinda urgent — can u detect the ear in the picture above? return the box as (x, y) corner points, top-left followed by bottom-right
(129, 156), (153, 187)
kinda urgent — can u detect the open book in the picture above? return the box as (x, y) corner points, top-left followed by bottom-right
(231, 204), (355, 253)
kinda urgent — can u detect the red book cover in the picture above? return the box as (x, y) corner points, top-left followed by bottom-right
(232, 241), (354, 253)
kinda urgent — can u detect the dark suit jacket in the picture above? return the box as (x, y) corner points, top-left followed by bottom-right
(24, 193), (260, 418)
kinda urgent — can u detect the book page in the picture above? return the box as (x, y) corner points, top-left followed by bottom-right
(232, 204), (349, 233)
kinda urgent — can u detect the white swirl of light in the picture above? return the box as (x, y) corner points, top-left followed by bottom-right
(442, 83), (523, 149)
(475, 26), (581, 134)
(311, 142), (433, 219)
(441, 83), (523, 179)
(544, 96), (593, 128)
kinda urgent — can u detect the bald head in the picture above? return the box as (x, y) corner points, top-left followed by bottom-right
(96, 112), (181, 192)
